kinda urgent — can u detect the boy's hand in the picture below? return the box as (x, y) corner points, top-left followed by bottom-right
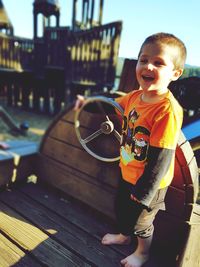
(130, 194), (152, 212)
(74, 94), (85, 111)
(130, 194), (140, 203)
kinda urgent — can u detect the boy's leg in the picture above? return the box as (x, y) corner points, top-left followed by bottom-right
(101, 178), (143, 245)
(120, 187), (168, 267)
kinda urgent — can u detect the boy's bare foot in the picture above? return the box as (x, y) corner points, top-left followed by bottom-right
(101, 233), (131, 245)
(121, 252), (149, 267)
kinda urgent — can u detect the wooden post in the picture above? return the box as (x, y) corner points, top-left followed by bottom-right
(99, 0), (104, 25)
(72, 0), (78, 31)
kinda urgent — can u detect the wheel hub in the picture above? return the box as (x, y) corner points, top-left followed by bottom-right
(100, 121), (114, 134)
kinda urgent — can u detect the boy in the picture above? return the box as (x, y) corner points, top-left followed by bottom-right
(75, 32), (186, 267)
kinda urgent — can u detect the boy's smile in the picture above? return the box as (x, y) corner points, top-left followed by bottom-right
(136, 43), (182, 96)
(141, 74), (155, 82)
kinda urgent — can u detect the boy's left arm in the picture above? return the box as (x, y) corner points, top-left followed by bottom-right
(131, 145), (174, 207)
(132, 102), (183, 208)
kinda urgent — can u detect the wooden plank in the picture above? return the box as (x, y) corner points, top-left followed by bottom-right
(0, 200), (91, 267)
(48, 119), (121, 159)
(37, 155), (117, 218)
(39, 103), (118, 150)
(41, 136), (120, 188)
(0, 187), (124, 267)
(18, 182), (116, 240)
(0, 233), (41, 267)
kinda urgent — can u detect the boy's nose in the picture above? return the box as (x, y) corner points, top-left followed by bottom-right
(147, 63), (154, 70)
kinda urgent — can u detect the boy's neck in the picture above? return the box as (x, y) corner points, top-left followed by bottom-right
(141, 89), (169, 103)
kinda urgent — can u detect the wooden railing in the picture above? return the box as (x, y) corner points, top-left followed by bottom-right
(43, 21), (122, 86)
(0, 21), (122, 114)
(0, 33), (34, 72)
(69, 21), (122, 87)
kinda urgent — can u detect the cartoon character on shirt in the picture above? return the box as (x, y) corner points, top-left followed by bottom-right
(121, 108), (150, 165)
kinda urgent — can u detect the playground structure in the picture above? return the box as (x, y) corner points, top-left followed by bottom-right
(0, 0), (122, 114)
(0, 1), (200, 266)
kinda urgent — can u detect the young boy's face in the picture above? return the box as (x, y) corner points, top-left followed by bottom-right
(136, 43), (182, 93)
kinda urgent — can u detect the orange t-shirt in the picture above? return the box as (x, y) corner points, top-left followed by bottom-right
(116, 89), (183, 188)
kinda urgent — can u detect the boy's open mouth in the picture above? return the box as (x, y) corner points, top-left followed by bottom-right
(142, 75), (154, 81)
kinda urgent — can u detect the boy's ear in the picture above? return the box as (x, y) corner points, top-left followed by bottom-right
(171, 69), (183, 81)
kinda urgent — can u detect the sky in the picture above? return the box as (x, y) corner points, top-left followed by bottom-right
(3, 0), (200, 66)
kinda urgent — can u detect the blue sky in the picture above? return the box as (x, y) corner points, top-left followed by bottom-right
(3, 0), (200, 66)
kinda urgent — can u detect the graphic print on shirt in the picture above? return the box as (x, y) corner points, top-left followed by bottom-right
(121, 108), (150, 165)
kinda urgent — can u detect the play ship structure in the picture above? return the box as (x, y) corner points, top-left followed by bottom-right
(0, 0), (122, 114)
(0, 1), (200, 266)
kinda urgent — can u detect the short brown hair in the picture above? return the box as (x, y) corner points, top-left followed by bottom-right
(138, 32), (187, 69)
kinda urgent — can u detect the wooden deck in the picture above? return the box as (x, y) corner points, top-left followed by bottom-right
(0, 132), (199, 266)
(0, 180), (181, 267)
(0, 83), (199, 266)
(0, 181), (122, 267)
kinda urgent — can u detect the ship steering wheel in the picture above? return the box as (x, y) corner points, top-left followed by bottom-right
(74, 96), (124, 162)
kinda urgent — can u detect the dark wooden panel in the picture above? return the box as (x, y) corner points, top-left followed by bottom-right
(154, 211), (188, 260)
(37, 155), (117, 218)
(0, 141), (38, 187)
(50, 117), (121, 154)
(41, 136), (120, 188)
(0, 160), (14, 187)
(165, 186), (186, 218)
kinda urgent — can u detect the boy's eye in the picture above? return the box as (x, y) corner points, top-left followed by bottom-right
(155, 61), (164, 66)
(139, 58), (147, 64)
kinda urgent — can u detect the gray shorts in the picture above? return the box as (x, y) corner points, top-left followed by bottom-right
(134, 187), (167, 238)
(115, 177), (168, 238)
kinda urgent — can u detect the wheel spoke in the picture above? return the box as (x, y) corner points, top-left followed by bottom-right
(96, 102), (111, 121)
(113, 129), (122, 143)
(81, 129), (103, 144)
